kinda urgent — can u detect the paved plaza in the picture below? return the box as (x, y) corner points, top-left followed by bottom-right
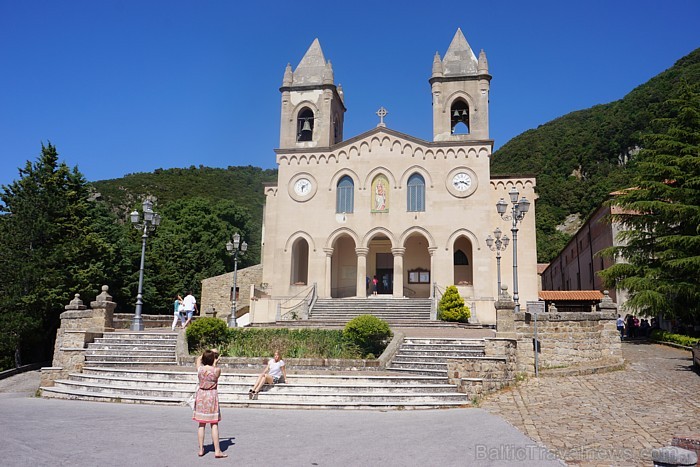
(480, 341), (700, 466)
(0, 341), (697, 466)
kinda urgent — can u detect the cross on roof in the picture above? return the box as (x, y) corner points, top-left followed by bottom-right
(376, 106), (388, 127)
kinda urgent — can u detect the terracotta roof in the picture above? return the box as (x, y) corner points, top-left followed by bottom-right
(538, 290), (604, 301)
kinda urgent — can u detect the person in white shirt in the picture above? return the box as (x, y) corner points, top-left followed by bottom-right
(183, 291), (198, 328)
(249, 351), (287, 399)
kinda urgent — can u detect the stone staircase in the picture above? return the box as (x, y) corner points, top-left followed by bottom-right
(84, 332), (178, 366)
(40, 367), (469, 409)
(387, 337), (487, 377)
(311, 298), (431, 322)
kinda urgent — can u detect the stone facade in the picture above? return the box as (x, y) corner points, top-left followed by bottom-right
(255, 29), (538, 326)
(200, 264), (263, 320)
(447, 338), (517, 399)
(41, 286), (115, 387)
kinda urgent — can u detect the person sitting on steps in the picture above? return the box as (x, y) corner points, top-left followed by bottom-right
(249, 350), (287, 399)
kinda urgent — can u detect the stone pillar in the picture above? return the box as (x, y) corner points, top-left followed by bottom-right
(89, 285), (116, 332)
(495, 285), (516, 339)
(428, 247), (438, 298)
(392, 247), (405, 298)
(356, 247), (368, 298)
(597, 290), (618, 315)
(323, 247), (333, 298)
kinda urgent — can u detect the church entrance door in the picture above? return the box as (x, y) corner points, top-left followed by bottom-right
(375, 268), (393, 295)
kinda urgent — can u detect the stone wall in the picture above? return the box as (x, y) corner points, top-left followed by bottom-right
(200, 264), (263, 321)
(41, 286), (116, 387)
(447, 338), (517, 399)
(512, 311), (622, 373)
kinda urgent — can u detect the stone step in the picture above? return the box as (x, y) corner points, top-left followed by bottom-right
(93, 338), (177, 346)
(389, 361), (450, 371)
(85, 355), (177, 363)
(394, 354), (482, 363)
(89, 342), (176, 349)
(385, 367), (448, 377)
(67, 374), (461, 394)
(80, 367), (451, 386)
(399, 345), (485, 352)
(106, 332), (178, 340)
(83, 361), (179, 367)
(86, 349), (177, 357)
(40, 386), (467, 410)
(402, 338), (485, 345)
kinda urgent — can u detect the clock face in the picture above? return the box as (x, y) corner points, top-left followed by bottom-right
(452, 172), (472, 191)
(294, 178), (312, 196)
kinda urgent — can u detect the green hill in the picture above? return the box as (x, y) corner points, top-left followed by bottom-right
(492, 48), (700, 262)
(91, 165), (277, 260)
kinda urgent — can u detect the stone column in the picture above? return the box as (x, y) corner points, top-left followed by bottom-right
(391, 247), (405, 298)
(495, 285), (516, 339)
(356, 247), (369, 298)
(597, 290), (618, 316)
(428, 247), (438, 298)
(323, 247), (333, 298)
(89, 285), (117, 332)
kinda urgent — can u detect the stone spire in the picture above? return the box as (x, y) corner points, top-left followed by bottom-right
(322, 60), (334, 85)
(431, 51), (443, 78)
(292, 38), (328, 86)
(442, 28), (478, 76)
(282, 63), (293, 86)
(477, 49), (489, 74)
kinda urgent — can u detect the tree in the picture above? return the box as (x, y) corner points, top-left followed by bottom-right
(438, 285), (471, 322)
(599, 83), (700, 323)
(0, 144), (124, 369)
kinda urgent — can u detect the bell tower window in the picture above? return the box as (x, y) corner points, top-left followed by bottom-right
(297, 107), (314, 142)
(450, 100), (469, 134)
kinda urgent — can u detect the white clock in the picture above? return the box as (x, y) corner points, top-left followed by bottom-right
(452, 172), (472, 191)
(294, 178), (312, 196)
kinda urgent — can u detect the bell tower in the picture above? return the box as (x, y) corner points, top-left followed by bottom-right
(430, 29), (491, 142)
(279, 39), (346, 149)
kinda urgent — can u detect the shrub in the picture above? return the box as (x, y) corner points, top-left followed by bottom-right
(438, 285), (471, 322)
(222, 328), (363, 359)
(186, 317), (230, 351)
(344, 315), (392, 357)
(649, 329), (700, 347)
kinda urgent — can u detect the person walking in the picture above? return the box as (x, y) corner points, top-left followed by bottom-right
(249, 350), (287, 399)
(171, 295), (184, 331)
(616, 314), (625, 340)
(183, 291), (198, 328)
(193, 349), (227, 458)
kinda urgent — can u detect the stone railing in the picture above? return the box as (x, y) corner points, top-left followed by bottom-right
(40, 286), (116, 387)
(447, 338), (517, 399)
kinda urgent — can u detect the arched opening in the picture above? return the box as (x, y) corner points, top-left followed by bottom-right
(367, 234), (393, 295)
(407, 173), (425, 212)
(291, 238), (309, 285)
(404, 233), (431, 298)
(450, 99), (470, 134)
(330, 235), (357, 298)
(453, 236), (473, 285)
(336, 175), (354, 213)
(297, 107), (314, 142)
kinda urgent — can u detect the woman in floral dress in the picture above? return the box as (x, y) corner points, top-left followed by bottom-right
(193, 349), (227, 458)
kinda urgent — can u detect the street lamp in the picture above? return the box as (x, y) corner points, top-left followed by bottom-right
(496, 186), (530, 312)
(226, 233), (248, 328)
(129, 198), (161, 331)
(485, 227), (510, 296)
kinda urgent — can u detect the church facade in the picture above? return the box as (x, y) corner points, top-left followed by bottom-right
(257, 29), (538, 325)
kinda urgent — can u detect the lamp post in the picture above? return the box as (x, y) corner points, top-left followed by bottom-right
(129, 198), (161, 331)
(496, 187), (530, 312)
(485, 227), (510, 297)
(226, 233), (248, 328)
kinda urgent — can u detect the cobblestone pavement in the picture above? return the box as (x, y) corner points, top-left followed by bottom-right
(480, 341), (700, 466)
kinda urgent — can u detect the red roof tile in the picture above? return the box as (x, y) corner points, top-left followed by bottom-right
(538, 290), (604, 301)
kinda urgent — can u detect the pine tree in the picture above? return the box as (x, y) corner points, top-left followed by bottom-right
(438, 285), (471, 322)
(600, 83), (700, 323)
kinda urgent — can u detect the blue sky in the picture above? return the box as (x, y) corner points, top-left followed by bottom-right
(1, 0), (698, 188)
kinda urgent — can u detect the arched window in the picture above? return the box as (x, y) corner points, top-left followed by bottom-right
(407, 173), (425, 212)
(454, 249), (469, 265)
(297, 107), (314, 142)
(336, 175), (354, 213)
(450, 99), (469, 134)
(291, 238), (309, 285)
